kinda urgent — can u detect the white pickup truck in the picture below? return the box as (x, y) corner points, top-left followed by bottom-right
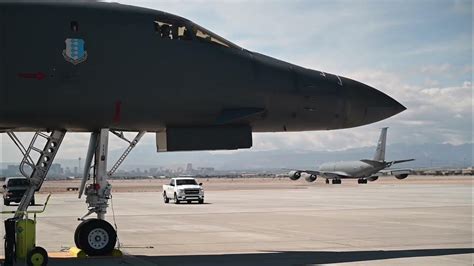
(163, 177), (204, 204)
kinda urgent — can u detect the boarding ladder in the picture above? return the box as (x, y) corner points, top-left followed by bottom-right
(7, 130), (66, 218)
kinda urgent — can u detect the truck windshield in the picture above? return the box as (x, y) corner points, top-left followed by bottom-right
(176, 179), (197, 185)
(7, 179), (28, 187)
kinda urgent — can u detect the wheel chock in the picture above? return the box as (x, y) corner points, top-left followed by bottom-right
(69, 247), (123, 258)
(69, 247), (87, 258)
(111, 249), (123, 257)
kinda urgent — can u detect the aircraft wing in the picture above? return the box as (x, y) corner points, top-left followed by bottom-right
(295, 170), (321, 176)
(377, 168), (413, 176)
(385, 159), (415, 167)
(292, 170), (350, 179)
(391, 159), (415, 164)
(319, 171), (352, 179)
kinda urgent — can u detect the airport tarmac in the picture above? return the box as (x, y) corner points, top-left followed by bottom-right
(1, 176), (472, 265)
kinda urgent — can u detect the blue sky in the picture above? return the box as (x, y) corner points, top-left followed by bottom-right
(0, 0), (472, 162)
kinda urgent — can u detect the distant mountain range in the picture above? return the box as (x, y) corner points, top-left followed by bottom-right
(2, 143), (472, 171)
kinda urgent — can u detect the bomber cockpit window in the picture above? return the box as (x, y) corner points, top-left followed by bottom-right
(194, 28), (230, 48)
(154, 20), (191, 40)
(193, 25), (241, 49)
(153, 16), (240, 49)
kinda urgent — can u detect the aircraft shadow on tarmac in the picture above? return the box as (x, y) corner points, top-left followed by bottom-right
(48, 248), (473, 266)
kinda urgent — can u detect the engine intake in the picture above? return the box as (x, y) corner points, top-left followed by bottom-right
(288, 171), (301, 181)
(304, 174), (317, 182)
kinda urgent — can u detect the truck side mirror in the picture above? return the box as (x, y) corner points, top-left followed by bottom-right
(199, 183), (202, 186)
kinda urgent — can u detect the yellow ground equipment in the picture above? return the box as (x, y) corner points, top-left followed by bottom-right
(2, 194), (51, 266)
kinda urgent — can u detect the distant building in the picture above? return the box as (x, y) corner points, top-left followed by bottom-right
(49, 163), (64, 178)
(186, 163), (193, 173)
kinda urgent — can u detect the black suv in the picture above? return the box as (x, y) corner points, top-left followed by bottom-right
(2, 177), (35, 206)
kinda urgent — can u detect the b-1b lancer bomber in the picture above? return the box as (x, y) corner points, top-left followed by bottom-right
(289, 128), (415, 184)
(0, 2), (406, 257)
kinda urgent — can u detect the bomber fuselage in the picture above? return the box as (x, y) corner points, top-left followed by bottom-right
(0, 2), (405, 133)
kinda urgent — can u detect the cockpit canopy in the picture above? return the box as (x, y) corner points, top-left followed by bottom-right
(154, 15), (240, 49)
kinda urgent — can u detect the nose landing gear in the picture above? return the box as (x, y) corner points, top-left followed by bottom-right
(74, 129), (144, 256)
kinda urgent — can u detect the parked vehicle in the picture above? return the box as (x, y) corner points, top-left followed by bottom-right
(162, 177), (204, 204)
(3, 177), (34, 206)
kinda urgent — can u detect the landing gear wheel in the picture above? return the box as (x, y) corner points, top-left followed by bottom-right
(4, 199), (9, 206)
(174, 193), (180, 204)
(332, 179), (341, 184)
(187, 200), (191, 204)
(325, 179), (329, 184)
(76, 219), (117, 256)
(30, 197), (35, 206)
(163, 192), (169, 203)
(27, 246), (48, 266)
(198, 199), (204, 204)
(74, 219), (91, 250)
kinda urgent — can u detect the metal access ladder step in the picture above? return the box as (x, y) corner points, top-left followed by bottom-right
(7, 130), (67, 218)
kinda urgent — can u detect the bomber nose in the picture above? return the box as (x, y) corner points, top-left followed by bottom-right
(342, 77), (406, 127)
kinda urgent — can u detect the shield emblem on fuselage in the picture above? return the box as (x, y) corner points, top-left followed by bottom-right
(62, 38), (87, 65)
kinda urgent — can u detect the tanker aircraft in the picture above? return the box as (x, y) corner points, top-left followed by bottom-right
(288, 128), (414, 184)
(0, 2), (406, 257)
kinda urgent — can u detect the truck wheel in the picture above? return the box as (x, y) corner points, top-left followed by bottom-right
(4, 199), (9, 206)
(163, 192), (169, 203)
(27, 246), (48, 266)
(174, 193), (180, 204)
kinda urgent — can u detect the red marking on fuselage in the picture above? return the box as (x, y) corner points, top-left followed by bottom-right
(113, 101), (122, 124)
(18, 72), (46, 80)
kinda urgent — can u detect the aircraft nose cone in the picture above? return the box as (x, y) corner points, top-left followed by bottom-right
(342, 77), (406, 127)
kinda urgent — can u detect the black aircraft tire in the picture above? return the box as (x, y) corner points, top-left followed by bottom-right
(27, 246), (48, 266)
(4, 199), (9, 206)
(77, 219), (117, 256)
(198, 199), (204, 204)
(74, 219), (93, 250)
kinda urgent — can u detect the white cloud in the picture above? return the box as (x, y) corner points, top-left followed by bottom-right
(420, 64), (452, 74)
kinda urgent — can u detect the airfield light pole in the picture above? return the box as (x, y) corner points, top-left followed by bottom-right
(78, 157), (82, 174)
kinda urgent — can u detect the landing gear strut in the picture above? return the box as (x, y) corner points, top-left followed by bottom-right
(75, 129), (145, 256)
